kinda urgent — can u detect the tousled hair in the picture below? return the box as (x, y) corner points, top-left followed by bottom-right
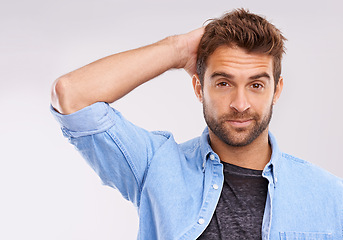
(196, 9), (286, 89)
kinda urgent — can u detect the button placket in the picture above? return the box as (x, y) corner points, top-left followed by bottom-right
(193, 153), (223, 237)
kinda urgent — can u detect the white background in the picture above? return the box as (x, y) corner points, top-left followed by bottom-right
(1, 0), (342, 239)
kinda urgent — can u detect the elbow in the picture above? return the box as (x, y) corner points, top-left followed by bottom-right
(51, 75), (74, 115)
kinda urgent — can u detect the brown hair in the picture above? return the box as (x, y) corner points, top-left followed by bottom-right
(196, 9), (286, 89)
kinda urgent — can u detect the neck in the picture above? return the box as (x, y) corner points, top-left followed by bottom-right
(209, 129), (271, 170)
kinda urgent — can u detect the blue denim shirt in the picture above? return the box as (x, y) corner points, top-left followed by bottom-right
(51, 102), (343, 240)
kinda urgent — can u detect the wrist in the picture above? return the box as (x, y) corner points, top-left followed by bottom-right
(163, 34), (188, 70)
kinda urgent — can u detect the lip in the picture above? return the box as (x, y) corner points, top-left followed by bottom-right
(227, 119), (253, 128)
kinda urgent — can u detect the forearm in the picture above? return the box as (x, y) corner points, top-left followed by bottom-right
(51, 36), (182, 114)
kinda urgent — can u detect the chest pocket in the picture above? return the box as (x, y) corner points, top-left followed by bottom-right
(279, 232), (333, 240)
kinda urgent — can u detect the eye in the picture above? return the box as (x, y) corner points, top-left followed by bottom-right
(217, 82), (230, 87)
(251, 83), (263, 89)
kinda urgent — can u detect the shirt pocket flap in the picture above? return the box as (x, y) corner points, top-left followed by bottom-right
(279, 232), (333, 240)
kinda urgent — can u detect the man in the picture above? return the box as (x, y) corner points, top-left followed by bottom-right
(51, 9), (342, 240)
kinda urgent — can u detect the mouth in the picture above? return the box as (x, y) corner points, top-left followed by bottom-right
(226, 119), (253, 128)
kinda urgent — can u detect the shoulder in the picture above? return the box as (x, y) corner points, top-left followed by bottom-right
(150, 130), (174, 139)
(178, 136), (204, 163)
(281, 152), (343, 190)
(179, 136), (201, 153)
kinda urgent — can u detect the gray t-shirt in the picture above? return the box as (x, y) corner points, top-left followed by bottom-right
(197, 161), (268, 240)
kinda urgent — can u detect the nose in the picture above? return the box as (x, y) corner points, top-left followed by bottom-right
(229, 89), (251, 113)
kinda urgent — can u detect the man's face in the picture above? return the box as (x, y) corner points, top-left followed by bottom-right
(193, 46), (283, 147)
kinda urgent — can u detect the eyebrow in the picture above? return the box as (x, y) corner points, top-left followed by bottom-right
(210, 71), (271, 81)
(249, 72), (271, 81)
(210, 72), (234, 79)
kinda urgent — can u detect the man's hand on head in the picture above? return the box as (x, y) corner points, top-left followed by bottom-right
(174, 27), (205, 77)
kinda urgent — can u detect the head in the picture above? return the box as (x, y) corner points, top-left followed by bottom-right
(193, 9), (286, 147)
(197, 8), (286, 90)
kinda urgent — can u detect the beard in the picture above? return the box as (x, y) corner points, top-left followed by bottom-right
(203, 101), (273, 147)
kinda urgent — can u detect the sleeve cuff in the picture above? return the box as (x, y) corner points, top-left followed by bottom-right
(50, 102), (117, 138)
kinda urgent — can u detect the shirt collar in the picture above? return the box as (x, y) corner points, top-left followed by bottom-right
(200, 127), (214, 171)
(199, 127), (281, 184)
(263, 131), (282, 185)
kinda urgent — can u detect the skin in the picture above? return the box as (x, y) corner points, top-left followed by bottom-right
(193, 46), (283, 170)
(51, 28), (205, 114)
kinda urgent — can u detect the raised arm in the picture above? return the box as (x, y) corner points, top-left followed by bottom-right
(51, 28), (204, 115)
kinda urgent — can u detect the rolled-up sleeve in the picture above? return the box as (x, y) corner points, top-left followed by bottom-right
(50, 102), (169, 207)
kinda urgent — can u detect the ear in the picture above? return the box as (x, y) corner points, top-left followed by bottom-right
(272, 76), (283, 105)
(192, 74), (203, 103)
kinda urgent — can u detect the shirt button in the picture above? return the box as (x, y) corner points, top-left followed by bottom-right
(210, 154), (215, 160)
(198, 218), (205, 225)
(213, 184), (219, 190)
